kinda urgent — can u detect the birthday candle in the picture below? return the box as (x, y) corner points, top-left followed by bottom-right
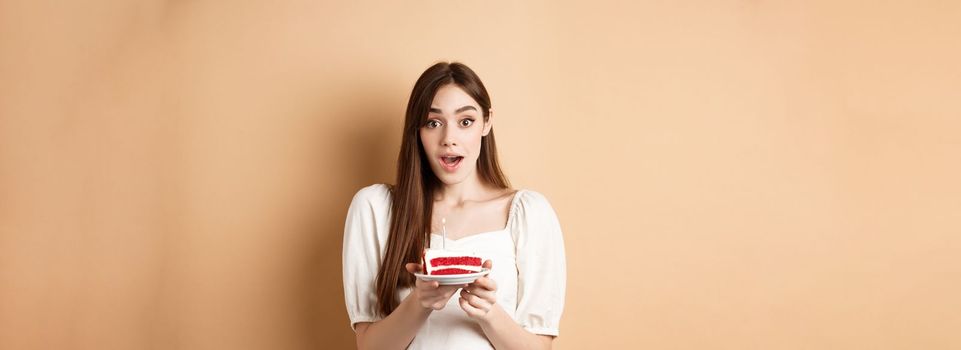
(441, 218), (447, 250)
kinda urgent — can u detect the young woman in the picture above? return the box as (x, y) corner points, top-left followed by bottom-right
(342, 62), (566, 349)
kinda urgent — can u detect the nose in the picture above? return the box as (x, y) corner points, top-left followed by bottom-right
(442, 128), (457, 147)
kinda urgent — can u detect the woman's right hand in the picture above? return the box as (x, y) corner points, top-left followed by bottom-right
(405, 263), (465, 310)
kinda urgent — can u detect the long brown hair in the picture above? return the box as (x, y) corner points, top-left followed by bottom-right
(375, 62), (510, 317)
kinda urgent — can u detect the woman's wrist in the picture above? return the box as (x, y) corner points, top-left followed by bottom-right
(476, 305), (549, 350)
(405, 287), (435, 314)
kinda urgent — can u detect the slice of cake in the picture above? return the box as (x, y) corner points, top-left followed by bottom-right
(422, 248), (483, 275)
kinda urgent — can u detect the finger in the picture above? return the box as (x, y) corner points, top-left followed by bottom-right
(482, 259), (493, 269)
(463, 286), (496, 303)
(458, 296), (482, 316)
(421, 284), (461, 303)
(437, 285), (462, 297)
(416, 279), (439, 291)
(460, 289), (490, 308)
(460, 290), (492, 311)
(469, 276), (497, 292)
(405, 263), (423, 274)
(428, 289), (464, 308)
(437, 284), (464, 292)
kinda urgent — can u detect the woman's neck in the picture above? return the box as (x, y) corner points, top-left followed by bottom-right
(434, 173), (490, 206)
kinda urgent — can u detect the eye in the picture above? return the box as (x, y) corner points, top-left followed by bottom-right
(425, 120), (442, 129)
(460, 118), (475, 127)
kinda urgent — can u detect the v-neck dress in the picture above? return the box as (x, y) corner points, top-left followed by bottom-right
(342, 184), (567, 349)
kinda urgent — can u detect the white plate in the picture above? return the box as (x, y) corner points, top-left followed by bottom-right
(414, 268), (491, 285)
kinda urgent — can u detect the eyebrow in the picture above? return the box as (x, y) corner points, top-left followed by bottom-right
(429, 105), (478, 114)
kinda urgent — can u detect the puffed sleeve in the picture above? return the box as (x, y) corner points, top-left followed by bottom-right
(509, 190), (567, 336)
(342, 184), (392, 331)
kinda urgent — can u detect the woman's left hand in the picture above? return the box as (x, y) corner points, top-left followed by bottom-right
(459, 259), (499, 321)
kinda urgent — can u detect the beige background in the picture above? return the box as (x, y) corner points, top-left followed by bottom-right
(2, 1), (960, 349)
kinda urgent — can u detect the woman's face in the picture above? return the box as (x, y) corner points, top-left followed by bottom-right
(420, 84), (492, 186)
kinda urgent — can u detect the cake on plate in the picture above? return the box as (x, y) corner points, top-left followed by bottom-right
(422, 249), (483, 275)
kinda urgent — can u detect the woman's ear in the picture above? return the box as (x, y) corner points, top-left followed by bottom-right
(482, 109), (493, 136)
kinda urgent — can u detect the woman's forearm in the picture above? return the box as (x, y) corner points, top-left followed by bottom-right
(477, 306), (552, 350)
(356, 292), (432, 350)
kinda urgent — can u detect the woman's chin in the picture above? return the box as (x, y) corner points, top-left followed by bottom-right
(435, 172), (469, 186)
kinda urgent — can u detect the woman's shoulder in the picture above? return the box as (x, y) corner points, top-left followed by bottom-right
(512, 188), (553, 208)
(508, 188), (563, 242)
(509, 188), (558, 221)
(349, 183), (393, 209)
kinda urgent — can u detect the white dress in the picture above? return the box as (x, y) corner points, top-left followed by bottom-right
(342, 184), (567, 349)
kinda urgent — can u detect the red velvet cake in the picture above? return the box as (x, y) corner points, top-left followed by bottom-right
(422, 249), (483, 275)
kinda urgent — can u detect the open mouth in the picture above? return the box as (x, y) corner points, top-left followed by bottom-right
(440, 156), (464, 169)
